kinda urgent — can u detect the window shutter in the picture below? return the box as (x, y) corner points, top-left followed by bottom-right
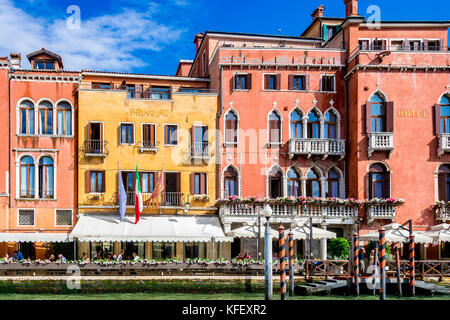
(101, 171), (106, 193)
(191, 126), (195, 146)
(264, 74), (270, 90)
(200, 173), (206, 194)
(423, 39), (428, 51)
(439, 39), (443, 51)
(176, 173), (181, 192)
(368, 172), (373, 199)
(438, 172), (447, 201)
(203, 125), (208, 143)
(305, 74), (309, 91)
(365, 102), (372, 134)
(330, 76), (335, 92)
(190, 173), (195, 195)
(384, 173), (391, 198)
(276, 74), (281, 90)
(288, 75), (293, 90)
(386, 101), (394, 132)
(85, 170), (91, 193)
(323, 24), (328, 41)
(231, 75), (235, 91)
(246, 74), (252, 90)
(320, 76), (324, 91)
(434, 104), (441, 135)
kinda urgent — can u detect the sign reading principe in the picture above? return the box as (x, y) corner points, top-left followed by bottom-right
(130, 108), (169, 118)
(397, 109), (428, 118)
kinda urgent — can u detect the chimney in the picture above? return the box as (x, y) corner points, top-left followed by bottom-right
(193, 33), (204, 51)
(311, 5), (325, 21)
(10, 53), (21, 69)
(344, 0), (359, 17)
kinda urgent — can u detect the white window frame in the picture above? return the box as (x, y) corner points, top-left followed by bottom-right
(119, 122), (135, 145)
(267, 108), (283, 146)
(54, 209), (73, 227)
(370, 38), (388, 51)
(17, 208), (35, 227)
(36, 98), (55, 136)
(319, 74), (336, 93)
(223, 108), (239, 146)
(55, 99), (74, 137)
(389, 38), (406, 51)
(163, 123), (179, 146)
(358, 38), (372, 50)
(16, 97), (36, 136)
(425, 38), (442, 51)
(193, 172), (208, 196)
(221, 164), (241, 198)
(36, 153), (57, 200)
(290, 73), (308, 91)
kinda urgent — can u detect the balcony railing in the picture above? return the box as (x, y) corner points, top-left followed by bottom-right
(174, 87), (218, 95)
(367, 132), (394, 158)
(161, 192), (184, 207)
(349, 44), (448, 61)
(82, 139), (109, 157)
(434, 204), (450, 222)
(288, 138), (345, 159)
(366, 204), (397, 223)
(191, 142), (210, 160)
(114, 191), (153, 206)
(79, 83), (172, 100)
(437, 133), (450, 158)
(139, 141), (158, 153)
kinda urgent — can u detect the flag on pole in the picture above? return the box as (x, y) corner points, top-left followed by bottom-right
(118, 163), (127, 222)
(147, 165), (164, 208)
(135, 165), (143, 224)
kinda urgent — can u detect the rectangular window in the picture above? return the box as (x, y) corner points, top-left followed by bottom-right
(321, 75), (335, 92)
(92, 82), (111, 90)
(184, 242), (206, 259)
(427, 40), (441, 51)
(358, 40), (370, 50)
(152, 242), (176, 259)
(56, 210), (72, 226)
(142, 123), (156, 148)
(151, 86), (171, 100)
(141, 172), (156, 194)
(18, 210), (34, 226)
(164, 125), (178, 145)
(292, 75), (306, 90)
(264, 74), (280, 90)
(90, 171), (105, 193)
(390, 40), (404, 51)
(234, 74), (251, 90)
(126, 84), (135, 98)
(202, 52), (206, 75)
(34, 61), (55, 70)
(192, 173), (207, 195)
(408, 40), (421, 51)
(372, 40), (386, 51)
(120, 123), (134, 144)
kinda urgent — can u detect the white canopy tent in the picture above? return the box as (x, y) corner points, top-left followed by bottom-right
(70, 214), (232, 242)
(420, 223), (450, 243)
(229, 225), (336, 240)
(359, 223), (434, 244)
(0, 233), (70, 243)
(290, 226), (336, 240)
(229, 225), (279, 239)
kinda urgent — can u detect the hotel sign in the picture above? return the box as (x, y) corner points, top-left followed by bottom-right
(130, 108), (169, 118)
(397, 109), (429, 118)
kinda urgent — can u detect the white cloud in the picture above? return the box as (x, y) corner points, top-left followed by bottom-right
(0, 0), (185, 71)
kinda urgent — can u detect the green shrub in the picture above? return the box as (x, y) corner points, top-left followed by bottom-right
(328, 237), (350, 259)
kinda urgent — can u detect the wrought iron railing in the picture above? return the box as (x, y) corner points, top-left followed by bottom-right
(161, 192), (184, 207)
(82, 139), (109, 156)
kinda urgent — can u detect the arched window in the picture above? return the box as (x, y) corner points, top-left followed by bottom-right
(287, 168), (301, 197)
(268, 167), (283, 198)
(57, 102), (72, 135)
(439, 94), (450, 134)
(224, 111), (238, 144)
(307, 110), (320, 138)
(39, 156), (54, 198)
(20, 156), (35, 198)
(38, 101), (53, 134)
(370, 93), (386, 132)
(324, 110), (337, 139)
(438, 164), (450, 202)
(368, 163), (390, 199)
(327, 168), (340, 198)
(268, 111), (281, 143)
(19, 100), (35, 134)
(290, 110), (302, 139)
(306, 168), (321, 197)
(224, 166), (238, 196)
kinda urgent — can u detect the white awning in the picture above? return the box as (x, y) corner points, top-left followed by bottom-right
(290, 226), (336, 240)
(420, 223), (450, 243)
(359, 223), (434, 244)
(0, 233), (70, 243)
(70, 214), (232, 242)
(229, 225), (279, 239)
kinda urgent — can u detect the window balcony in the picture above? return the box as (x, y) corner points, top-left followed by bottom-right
(82, 139), (109, 158)
(191, 142), (211, 161)
(434, 203), (450, 222)
(288, 138), (345, 159)
(161, 192), (184, 207)
(139, 141), (158, 153)
(365, 203), (397, 223)
(367, 132), (394, 158)
(437, 133), (450, 158)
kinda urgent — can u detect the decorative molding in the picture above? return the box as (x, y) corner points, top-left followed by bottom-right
(9, 73), (81, 83)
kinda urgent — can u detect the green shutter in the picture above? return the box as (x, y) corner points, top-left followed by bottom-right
(323, 24), (328, 41)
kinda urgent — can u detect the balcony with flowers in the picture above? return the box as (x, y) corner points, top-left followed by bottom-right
(433, 201), (450, 222)
(364, 198), (405, 223)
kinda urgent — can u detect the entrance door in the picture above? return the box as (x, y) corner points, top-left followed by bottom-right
(231, 238), (241, 259)
(163, 172), (181, 206)
(270, 176), (282, 198)
(122, 172), (135, 205)
(88, 122), (103, 153)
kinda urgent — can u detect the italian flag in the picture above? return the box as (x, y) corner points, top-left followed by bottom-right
(135, 165), (143, 224)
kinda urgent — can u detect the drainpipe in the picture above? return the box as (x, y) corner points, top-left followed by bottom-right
(216, 65), (223, 201)
(8, 72), (11, 214)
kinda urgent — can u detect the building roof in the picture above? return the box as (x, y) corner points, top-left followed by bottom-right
(26, 48), (64, 68)
(81, 70), (209, 82)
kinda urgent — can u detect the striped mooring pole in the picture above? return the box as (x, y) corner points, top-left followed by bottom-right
(353, 232), (360, 296)
(288, 231), (294, 297)
(409, 234), (415, 296)
(379, 227), (386, 301)
(278, 224), (286, 300)
(395, 244), (402, 296)
(372, 244), (378, 296)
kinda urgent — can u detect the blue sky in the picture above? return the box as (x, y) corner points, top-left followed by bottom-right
(0, 0), (448, 74)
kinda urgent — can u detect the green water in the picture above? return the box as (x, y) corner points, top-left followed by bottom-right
(0, 292), (448, 300)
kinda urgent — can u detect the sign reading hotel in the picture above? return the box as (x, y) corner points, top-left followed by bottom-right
(130, 108), (169, 117)
(397, 109), (429, 118)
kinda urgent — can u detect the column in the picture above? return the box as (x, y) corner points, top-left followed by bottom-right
(223, 242), (231, 260)
(320, 224), (328, 260)
(176, 242), (184, 259)
(145, 242), (152, 259)
(320, 177), (327, 197)
(113, 242), (121, 255)
(319, 117), (325, 139)
(302, 117), (308, 139)
(301, 177), (307, 197)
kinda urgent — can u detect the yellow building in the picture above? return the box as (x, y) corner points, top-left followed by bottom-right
(73, 71), (231, 260)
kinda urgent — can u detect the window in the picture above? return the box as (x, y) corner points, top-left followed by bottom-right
(426, 40), (441, 51)
(88, 171), (105, 193)
(38, 101), (53, 134)
(164, 124), (178, 145)
(306, 168), (321, 197)
(122, 171), (135, 205)
(126, 84), (135, 98)
(264, 74), (280, 90)
(225, 111), (238, 144)
(120, 123), (134, 144)
(327, 168), (340, 198)
(152, 242), (176, 259)
(141, 172), (156, 193)
(320, 75), (335, 92)
(56, 210), (72, 226)
(202, 52), (206, 75)
(184, 242), (206, 259)
(268, 167), (283, 199)
(268, 111), (281, 144)
(151, 86), (170, 100)
(287, 168), (301, 197)
(92, 82), (111, 89)
(290, 110), (303, 139)
(372, 39), (386, 50)
(408, 40), (421, 51)
(38, 156), (54, 198)
(439, 95), (450, 134)
(307, 110), (321, 138)
(19, 100), (35, 134)
(87, 122), (104, 154)
(370, 93), (386, 132)
(34, 61), (54, 70)
(224, 166), (238, 196)
(390, 40), (404, 51)
(191, 173), (207, 195)
(18, 210), (34, 226)
(20, 156), (35, 198)
(438, 164), (450, 202)
(234, 74), (251, 90)
(324, 110), (337, 139)
(192, 125), (208, 154)
(359, 40), (370, 50)
(57, 102), (71, 135)
(293, 75), (306, 90)
(368, 163), (390, 199)
(142, 123), (156, 148)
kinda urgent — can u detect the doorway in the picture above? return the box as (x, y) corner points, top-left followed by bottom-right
(19, 242), (35, 260)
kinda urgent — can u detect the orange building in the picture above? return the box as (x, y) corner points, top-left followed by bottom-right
(0, 49), (80, 259)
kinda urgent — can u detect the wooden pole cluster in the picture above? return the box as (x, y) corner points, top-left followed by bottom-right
(288, 232), (294, 297)
(278, 224), (286, 300)
(395, 244), (402, 296)
(353, 232), (360, 296)
(379, 228), (386, 301)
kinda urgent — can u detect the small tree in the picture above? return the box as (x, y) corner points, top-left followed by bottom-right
(328, 237), (350, 259)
